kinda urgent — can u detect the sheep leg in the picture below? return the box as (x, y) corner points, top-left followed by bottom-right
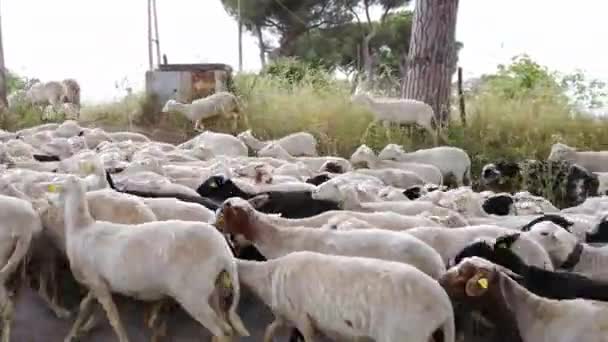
(0, 301), (13, 342)
(64, 291), (96, 342)
(36, 274), (71, 319)
(194, 119), (202, 132)
(382, 120), (392, 142)
(176, 297), (232, 338)
(146, 300), (166, 329)
(294, 313), (316, 342)
(361, 122), (374, 144)
(78, 310), (101, 335)
(92, 284), (130, 342)
(150, 319), (167, 342)
(0, 235), (32, 283)
(263, 317), (286, 342)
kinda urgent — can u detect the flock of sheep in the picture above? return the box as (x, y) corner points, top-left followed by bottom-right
(0, 90), (608, 342)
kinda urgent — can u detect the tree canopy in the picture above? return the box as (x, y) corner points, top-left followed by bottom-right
(220, 0), (410, 63)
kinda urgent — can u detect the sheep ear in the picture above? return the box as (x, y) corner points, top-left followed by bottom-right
(465, 273), (490, 297)
(248, 194), (270, 209)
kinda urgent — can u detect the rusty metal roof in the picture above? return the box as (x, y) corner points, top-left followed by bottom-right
(156, 63), (233, 73)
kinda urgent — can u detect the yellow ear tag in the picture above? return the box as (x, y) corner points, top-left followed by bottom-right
(47, 184), (57, 193)
(220, 271), (232, 288)
(215, 215), (224, 228)
(477, 278), (489, 289)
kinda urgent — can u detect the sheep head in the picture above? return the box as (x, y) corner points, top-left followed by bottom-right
(482, 194), (515, 216)
(522, 221), (578, 266)
(378, 144), (404, 161)
(219, 197), (259, 241)
(439, 257), (498, 300)
(548, 143), (576, 162)
(258, 142), (291, 159)
(161, 99), (178, 113)
(311, 181), (345, 203)
(236, 129), (254, 141)
(349, 144), (375, 167)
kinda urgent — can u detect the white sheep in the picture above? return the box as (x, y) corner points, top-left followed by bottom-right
(237, 251), (455, 342)
(141, 197), (215, 223)
(350, 144), (443, 185)
(441, 256), (608, 342)
(247, 195), (440, 230)
(107, 131), (151, 143)
(312, 183), (458, 218)
(378, 143), (472, 186)
(548, 142), (608, 173)
(405, 225), (554, 269)
(258, 142), (352, 173)
(178, 130), (248, 158)
(523, 221), (608, 280)
(47, 175), (249, 341)
(0, 194), (44, 341)
(33, 188), (158, 254)
(354, 167), (425, 188)
(594, 172), (608, 195)
(162, 91), (246, 132)
(237, 129), (318, 157)
(351, 90), (440, 144)
(218, 197), (446, 279)
(513, 191), (560, 214)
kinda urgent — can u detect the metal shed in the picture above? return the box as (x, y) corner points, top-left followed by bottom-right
(145, 63), (234, 111)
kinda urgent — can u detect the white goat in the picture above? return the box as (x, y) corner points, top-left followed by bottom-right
(237, 129), (318, 157)
(162, 92), (245, 132)
(237, 251), (455, 342)
(378, 144), (471, 186)
(47, 175), (249, 341)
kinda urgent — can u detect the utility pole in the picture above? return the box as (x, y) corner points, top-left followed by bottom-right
(237, 0), (243, 72)
(0, 3), (7, 110)
(147, 0), (153, 71)
(152, 0), (161, 68)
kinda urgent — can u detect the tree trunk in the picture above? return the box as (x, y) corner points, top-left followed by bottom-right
(255, 25), (266, 68)
(362, 27), (376, 89)
(402, 0), (459, 125)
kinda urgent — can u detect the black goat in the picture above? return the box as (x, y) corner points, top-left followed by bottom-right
(105, 171), (220, 210)
(197, 175), (340, 219)
(454, 233), (608, 302)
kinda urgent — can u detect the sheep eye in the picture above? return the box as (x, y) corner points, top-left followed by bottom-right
(540, 232), (549, 236)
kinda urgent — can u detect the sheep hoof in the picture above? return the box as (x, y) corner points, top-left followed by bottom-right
(54, 307), (72, 319)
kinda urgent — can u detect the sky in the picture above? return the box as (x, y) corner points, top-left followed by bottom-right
(2, 0), (608, 103)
